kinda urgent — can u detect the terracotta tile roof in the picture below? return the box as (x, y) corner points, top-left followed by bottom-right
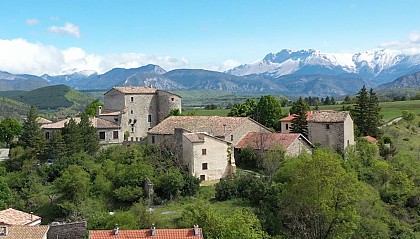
(2, 225), (49, 239)
(363, 135), (378, 143)
(236, 132), (307, 150)
(0, 208), (41, 226)
(89, 228), (204, 239)
(308, 110), (349, 123)
(148, 116), (249, 136)
(99, 110), (121, 116)
(41, 117), (119, 129)
(280, 111), (320, 122)
(113, 86), (157, 94)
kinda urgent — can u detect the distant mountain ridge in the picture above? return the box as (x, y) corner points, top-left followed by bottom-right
(227, 49), (420, 84)
(377, 71), (420, 90)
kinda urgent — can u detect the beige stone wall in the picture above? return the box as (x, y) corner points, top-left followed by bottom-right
(97, 129), (122, 145)
(156, 91), (181, 122)
(104, 89), (125, 111)
(183, 135), (234, 181)
(286, 138), (313, 156)
(343, 115), (355, 149)
(228, 119), (271, 146)
(308, 122), (344, 151)
(280, 121), (292, 133)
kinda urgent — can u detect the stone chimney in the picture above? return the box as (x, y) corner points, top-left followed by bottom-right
(96, 106), (102, 116)
(151, 223), (156, 236)
(193, 224), (200, 236)
(113, 224), (119, 235)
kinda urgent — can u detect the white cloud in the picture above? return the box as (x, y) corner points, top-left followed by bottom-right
(380, 31), (420, 53)
(190, 59), (241, 72)
(48, 22), (80, 38)
(0, 38), (193, 76)
(26, 18), (40, 26)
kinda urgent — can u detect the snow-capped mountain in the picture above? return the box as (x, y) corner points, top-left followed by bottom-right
(227, 49), (420, 83)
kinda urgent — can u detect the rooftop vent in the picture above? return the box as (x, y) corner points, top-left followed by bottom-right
(151, 223), (156, 236)
(193, 224), (200, 236)
(113, 224), (119, 236)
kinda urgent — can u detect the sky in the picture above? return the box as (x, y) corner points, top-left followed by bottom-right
(1, 0), (420, 75)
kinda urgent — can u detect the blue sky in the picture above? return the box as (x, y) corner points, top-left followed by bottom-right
(1, 0), (420, 75)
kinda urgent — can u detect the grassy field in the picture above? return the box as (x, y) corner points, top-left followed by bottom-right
(183, 100), (420, 123)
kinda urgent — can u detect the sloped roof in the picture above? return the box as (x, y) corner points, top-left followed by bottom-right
(148, 116), (252, 136)
(236, 132), (312, 150)
(308, 110), (349, 123)
(183, 133), (205, 143)
(36, 117), (52, 124)
(0, 208), (41, 226)
(2, 225), (49, 239)
(89, 228), (204, 239)
(280, 111), (313, 122)
(41, 117), (119, 129)
(363, 135), (378, 143)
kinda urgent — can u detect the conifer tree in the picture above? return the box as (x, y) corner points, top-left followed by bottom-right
(79, 113), (100, 155)
(290, 97), (309, 138)
(47, 131), (66, 161)
(367, 88), (382, 138)
(353, 86), (369, 137)
(18, 106), (47, 159)
(62, 118), (83, 156)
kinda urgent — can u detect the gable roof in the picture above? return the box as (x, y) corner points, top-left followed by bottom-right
(148, 116), (254, 136)
(41, 117), (119, 130)
(308, 110), (350, 123)
(183, 132), (231, 144)
(1, 225), (49, 239)
(280, 111), (313, 122)
(236, 132), (313, 150)
(89, 228), (203, 239)
(0, 208), (41, 226)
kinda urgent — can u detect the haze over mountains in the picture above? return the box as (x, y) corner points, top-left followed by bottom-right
(2, 48), (420, 97)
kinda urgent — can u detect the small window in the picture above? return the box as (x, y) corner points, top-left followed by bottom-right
(45, 132), (50, 140)
(152, 136), (155, 144)
(200, 175), (206, 181)
(202, 163), (208, 170)
(148, 114), (152, 123)
(286, 124), (289, 130)
(114, 117), (118, 122)
(230, 135), (234, 141)
(202, 149), (207, 155)
(171, 97), (174, 101)
(130, 96), (134, 102)
(347, 140), (350, 146)
(131, 127), (135, 133)
(131, 137), (134, 141)
(130, 110), (133, 114)
(326, 124), (330, 130)
(136, 137), (139, 141)
(99, 132), (106, 140)
(113, 131), (118, 139)
(0, 226), (7, 236)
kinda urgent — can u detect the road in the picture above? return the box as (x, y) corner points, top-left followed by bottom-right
(380, 117), (402, 129)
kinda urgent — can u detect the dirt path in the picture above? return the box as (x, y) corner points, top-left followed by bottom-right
(380, 117), (402, 129)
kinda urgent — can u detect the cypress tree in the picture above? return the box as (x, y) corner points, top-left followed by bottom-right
(18, 106), (47, 159)
(62, 118), (83, 156)
(353, 86), (369, 137)
(290, 97), (309, 138)
(367, 88), (382, 138)
(47, 130), (66, 161)
(79, 113), (100, 155)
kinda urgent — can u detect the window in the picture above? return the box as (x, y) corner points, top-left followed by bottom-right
(230, 135), (234, 141)
(131, 127), (135, 133)
(45, 132), (50, 139)
(202, 163), (208, 170)
(0, 226), (8, 236)
(136, 137), (139, 141)
(130, 96), (134, 102)
(148, 114), (152, 123)
(200, 175), (206, 181)
(347, 140), (350, 146)
(114, 117), (119, 122)
(286, 124), (289, 130)
(202, 149), (207, 155)
(113, 131), (118, 139)
(130, 110), (133, 114)
(99, 132), (106, 140)
(131, 137), (134, 141)
(171, 97), (174, 101)
(326, 124), (330, 130)
(152, 136), (155, 144)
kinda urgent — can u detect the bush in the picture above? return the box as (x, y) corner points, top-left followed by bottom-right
(215, 178), (238, 201)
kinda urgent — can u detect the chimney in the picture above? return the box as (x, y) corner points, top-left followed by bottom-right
(113, 224), (119, 235)
(151, 223), (156, 236)
(96, 106), (102, 116)
(193, 224), (200, 236)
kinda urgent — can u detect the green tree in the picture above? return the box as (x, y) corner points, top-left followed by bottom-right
(290, 96), (309, 137)
(54, 165), (90, 203)
(62, 118), (83, 156)
(228, 99), (258, 117)
(85, 99), (104, 117)
(0, 117), (22, 147)
(18, 106), (47, 156)
(46, 131), (66, 161)
(0, 177), (13, 210)
(254, 95), (282, 130)
(353, 85), (370, 137)
(79, 113), (100, 155)
(402, 110), (416, 124)
(367, 88), (382, 137)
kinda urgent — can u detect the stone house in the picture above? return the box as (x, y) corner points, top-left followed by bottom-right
(147, 116), (270, 180)
(236, 132), (313, 157)
(0, 208), (41, 226)
(279, 110), (355, 151)
(100, 86), (181, 142)
(0, 225), (49, 239)
(308, 110), (355, 151)
(179, 130), (234, 181)
(41, 117), (121, 146)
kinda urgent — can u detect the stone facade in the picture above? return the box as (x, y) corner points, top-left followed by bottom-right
(47, 222), (87, 239)
(308, 111), (355, 151)
(102, 87), (181, 142)
(181, 132), (234, 181)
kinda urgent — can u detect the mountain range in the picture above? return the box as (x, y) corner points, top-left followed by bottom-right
(2, 48), (420, 97)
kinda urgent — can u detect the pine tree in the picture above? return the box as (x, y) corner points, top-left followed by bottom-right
(367, 88), (382, 138)
(18, 106), (47, 159)
(79, 113), (100, 155)
(62, 118), (83, 156)
(47, 131), (66, 161)
(353, 86), (369, 137)
(290, 97), (309, 138)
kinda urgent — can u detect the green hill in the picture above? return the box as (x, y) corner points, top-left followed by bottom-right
(0, 97), (30, 120)
(8, 85), (94, 110)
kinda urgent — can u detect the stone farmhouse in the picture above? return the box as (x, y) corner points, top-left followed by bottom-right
(147, 116), (271, 180)
(236, 132), (313, 157)
(280, 110), (355, 151)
